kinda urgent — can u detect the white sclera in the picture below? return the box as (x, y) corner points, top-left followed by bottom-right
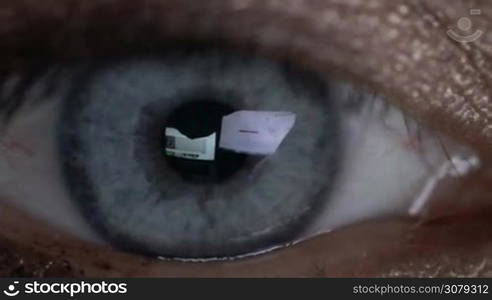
(306, 97), (477, 237)
(0, 100), (100, 243)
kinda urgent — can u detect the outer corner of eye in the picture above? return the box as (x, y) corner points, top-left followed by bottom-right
(0, 47), (479, 263)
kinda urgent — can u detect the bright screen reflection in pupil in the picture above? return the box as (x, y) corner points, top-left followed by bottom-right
(164, 99), (249, 184)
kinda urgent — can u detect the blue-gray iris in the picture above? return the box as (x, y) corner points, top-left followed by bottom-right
(58, 49), (341, 259)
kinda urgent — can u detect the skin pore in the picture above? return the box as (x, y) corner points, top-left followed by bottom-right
(1, 0), (492, 277)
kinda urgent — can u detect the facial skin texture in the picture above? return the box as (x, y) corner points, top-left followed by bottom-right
(1, 0), (492, 277)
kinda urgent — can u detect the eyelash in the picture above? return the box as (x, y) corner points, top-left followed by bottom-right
(0, 48), (453, 177)
(1, 1), (485, 261)
(2, 7), (475, 209)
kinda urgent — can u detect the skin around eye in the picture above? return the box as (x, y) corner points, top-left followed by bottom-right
(0, 0), (491, 277)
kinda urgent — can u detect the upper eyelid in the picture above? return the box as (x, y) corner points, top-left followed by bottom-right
(0, 0), (488, 274)
(0, 0), (491, 154)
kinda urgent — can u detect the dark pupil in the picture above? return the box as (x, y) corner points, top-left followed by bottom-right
(164, 99), (248, 184)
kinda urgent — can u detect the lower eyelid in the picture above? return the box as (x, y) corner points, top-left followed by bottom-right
(4, 198), (492, 277)
(3, 190), (489, 278)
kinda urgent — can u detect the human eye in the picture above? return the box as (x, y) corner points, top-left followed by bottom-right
(0, 0), (491, 277)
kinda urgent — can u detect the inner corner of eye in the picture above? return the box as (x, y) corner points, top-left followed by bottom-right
(1, 46), (477, 261)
